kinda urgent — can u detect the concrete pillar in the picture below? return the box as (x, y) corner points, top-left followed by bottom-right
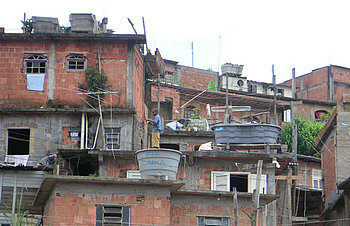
(47, 43), (56, 100)
(126, 43), (135, 108)
(328, 66), (334, 102)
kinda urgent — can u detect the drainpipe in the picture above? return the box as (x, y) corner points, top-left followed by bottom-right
(80, 113), (86, 149)
(85, 114), (89, 149)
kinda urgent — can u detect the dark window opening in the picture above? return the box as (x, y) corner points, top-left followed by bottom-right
(160, 143), (179, 150)
(65, 154), (98, 176)
(277, 88), (284, 96)
(230, 174), (248, 192)
(8, 129), (30, 155)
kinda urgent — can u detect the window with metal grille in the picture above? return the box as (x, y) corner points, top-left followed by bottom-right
(96, 206), (130, 226)
(66, 55), (87, 71)
(24, 55), (47, 74)
(104, 128), (121, 150)
(198, 216), (230, 226)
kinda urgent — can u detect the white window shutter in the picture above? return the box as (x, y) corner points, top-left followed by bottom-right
(248, 174), (267, 194)
(211, 171), (229, 191)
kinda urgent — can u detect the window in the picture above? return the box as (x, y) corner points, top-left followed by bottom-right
(66, 55), (87, 71)
(105, 128), (121, 150)
(69, 128), (81, 141)
(8, 129), (30, 155)
(96, 206), (130, 226)
(312, 169), (322, 190)
(211, 171), (267, 194)
(277, 88), (284, 96)
(24, 55), (47, 74)
(198, 216), (230, 226)
(283, 109), (291, 122)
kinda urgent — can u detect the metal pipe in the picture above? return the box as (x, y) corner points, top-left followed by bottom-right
(180, 89), (207, 109)
(80, 113), (85, 150)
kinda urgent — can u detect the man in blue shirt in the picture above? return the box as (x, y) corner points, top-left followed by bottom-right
(147, 109), (162, 148)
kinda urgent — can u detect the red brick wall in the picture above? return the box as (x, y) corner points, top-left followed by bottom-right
(0, 42), (49, 107)
(281, 66), (350, 102)
(151, 85), (181, 119)
(322, 137), (336, 199)
(181, 67), (217, 90)
(0, 40), (137, 109)
(296, 160), (321, 188)
(171, 202), (252, 226)
(133, 46), (145, 120)
(44, 193), (170, 226)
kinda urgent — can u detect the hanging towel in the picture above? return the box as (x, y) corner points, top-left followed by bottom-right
(27, 74), (45, 91)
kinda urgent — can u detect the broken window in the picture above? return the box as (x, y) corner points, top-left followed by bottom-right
(66, 55), (87, 71)
(105, 128), (121, 150)
(96, 205), (130, 226)
(24, 55), (47, 74)
(7, 129), (30, 155)
(211, 171), (267, 194)
(198, 216), (230, 226)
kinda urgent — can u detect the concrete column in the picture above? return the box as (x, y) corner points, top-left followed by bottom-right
(47, 43), (56, 100)
(126, 43), (135, 108)
(328, 66), (334, 102)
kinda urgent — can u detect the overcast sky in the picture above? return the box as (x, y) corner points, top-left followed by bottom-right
(2, 0), (350, 83)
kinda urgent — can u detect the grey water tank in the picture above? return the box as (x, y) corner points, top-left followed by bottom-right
(136, 149), (182, 180)
(212, 124), (281, 144)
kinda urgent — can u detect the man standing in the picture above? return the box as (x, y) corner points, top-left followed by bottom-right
(147, 109), (162, 148)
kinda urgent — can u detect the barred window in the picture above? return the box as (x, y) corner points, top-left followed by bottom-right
(66, 55), (87, 71)
(105, 128), (121, 150)
(96, 206), (130, 226)
(24, 55), (47, 74)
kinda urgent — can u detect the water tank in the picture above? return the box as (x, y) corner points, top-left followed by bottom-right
(69, 13), (98, 33)
(32, 17), (59, 33)
(221, 63), (244, 76)
(212, 124), (281, 144)
(136, 149), (182, 180)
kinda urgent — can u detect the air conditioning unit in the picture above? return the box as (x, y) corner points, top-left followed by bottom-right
(219, 76), (248, 92)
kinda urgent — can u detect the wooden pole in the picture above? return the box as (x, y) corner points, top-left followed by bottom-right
(287, 167), (293, 225)
(252, 160), (263, 226)
(272, 65), (277, 125)
(233, 187), (239, 226)
(157, 73), (160, 113)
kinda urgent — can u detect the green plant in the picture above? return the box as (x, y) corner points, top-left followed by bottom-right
(59, 26), (71, 33)
(180, 81), (184, 86)
(3, 187), (30, 225)
(88, 171), (99, 177)
(280, 116), (324, 157)
(79, 67), (111, 106)
(21, 19), (33, 33)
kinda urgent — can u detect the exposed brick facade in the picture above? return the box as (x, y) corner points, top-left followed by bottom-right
(280, 65), (350, 103)
(0, 35), (145, 120)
